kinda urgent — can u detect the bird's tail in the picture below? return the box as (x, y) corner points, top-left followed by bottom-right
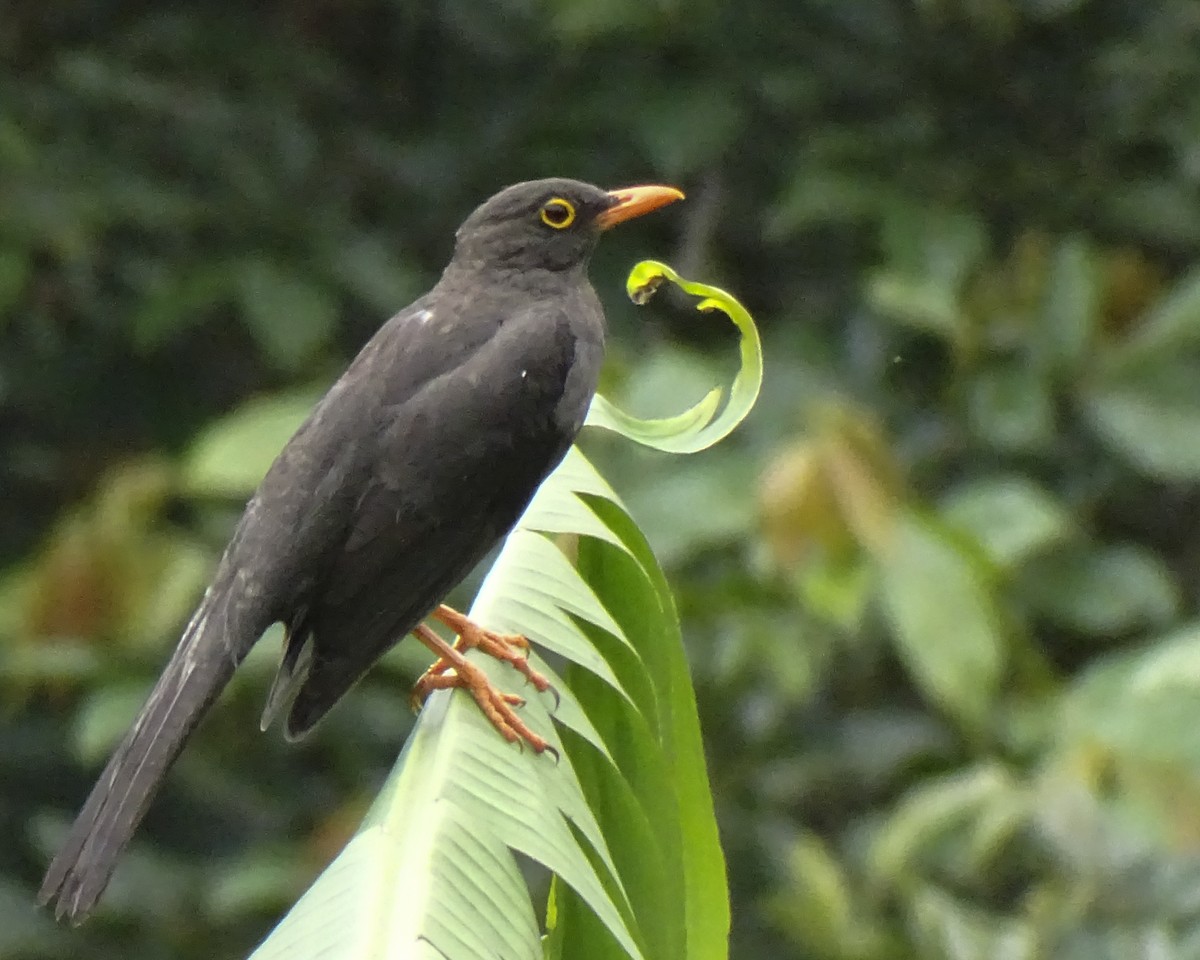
(39, 591), (239, 923)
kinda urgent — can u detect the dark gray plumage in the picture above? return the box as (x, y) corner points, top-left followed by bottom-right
(38, 177), (683, 923)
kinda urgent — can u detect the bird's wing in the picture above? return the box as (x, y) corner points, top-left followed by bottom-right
(217, 294), (513, 605)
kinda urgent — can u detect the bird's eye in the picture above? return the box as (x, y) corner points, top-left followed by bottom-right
(539, 198), (576, 229)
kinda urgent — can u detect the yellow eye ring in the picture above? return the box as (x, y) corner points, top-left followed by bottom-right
(539, 197), (576, 229)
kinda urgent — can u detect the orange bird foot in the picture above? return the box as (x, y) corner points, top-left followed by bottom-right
(410, 606), (556, 756)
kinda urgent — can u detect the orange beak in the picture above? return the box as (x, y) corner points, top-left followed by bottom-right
(596, 185), (685, 230)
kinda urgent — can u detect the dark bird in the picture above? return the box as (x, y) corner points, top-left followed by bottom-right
(39, 178), (684, 923)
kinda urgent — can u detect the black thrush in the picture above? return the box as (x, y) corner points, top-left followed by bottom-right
(39, 177), (684, 923)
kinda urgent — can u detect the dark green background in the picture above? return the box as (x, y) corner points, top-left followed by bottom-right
(5, 1), (1200, 957)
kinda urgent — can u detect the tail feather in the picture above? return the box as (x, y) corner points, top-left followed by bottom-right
(39, 595), (239, 923)
(259, 627), (313, 733)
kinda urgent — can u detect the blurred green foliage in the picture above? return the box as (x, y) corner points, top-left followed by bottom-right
(5, 0), (1200, 957)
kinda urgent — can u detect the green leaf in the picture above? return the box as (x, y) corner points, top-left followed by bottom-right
(966, 363), (1056, 453)
(795, 559), (871, 633)
(878, 511), (1006, 727)
(563, 496), (730, 960)
(1063, 622), (1200, 773)
(328, 235), (424, 315)
(866, 271), (963, 342)
(632, 86), (742, 178)
(940, 476), (1073, 570)
(1115, 267), (1200, 362)
(1021, 544), (1179, 636)
(769, 170), (897, 236)
(866, 203), (988, 348)
(767, 832), (887, 957)
(182, 389), (322, 497)
(879, 204), (988, 287)
(206, 851), (315, 919)
(129, 262), (237, 352)
(74, 683), (147, 763)
(1083, 361), (1200, 479)
(237, 259), (339, 372)
(622, 452), (757, 566)
(869, 764), (1023, 885)
(0, 640), (102, 685)
(544, 0), (665, 42)
(1037, 236), (1099, 373)
(0, 878), (69, 957)
(585, 260), (762, 453)
(908, 884), (1036, 960)
(1105, 178), (1200, 247)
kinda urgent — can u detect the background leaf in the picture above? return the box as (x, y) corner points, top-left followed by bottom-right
(877, 512), (1005, 728)
(1082, 361), (1200, 480)
(183, 390), (322, 497)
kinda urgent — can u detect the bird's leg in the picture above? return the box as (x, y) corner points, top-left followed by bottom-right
(427, 604), (553, 695)
(409, 624), (552, 755)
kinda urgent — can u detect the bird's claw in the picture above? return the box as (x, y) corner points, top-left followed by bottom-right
(410, 616), (555, 755)
(430, 605), (556, 702)
(412, 657), (550, 753)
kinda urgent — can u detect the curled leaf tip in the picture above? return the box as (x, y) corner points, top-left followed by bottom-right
(587, 258), (763, 454)
(623, 259), (676, 302)
(629, 272), (666, 306)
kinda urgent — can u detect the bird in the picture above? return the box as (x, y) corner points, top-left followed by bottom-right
(38, 177), (684, 923)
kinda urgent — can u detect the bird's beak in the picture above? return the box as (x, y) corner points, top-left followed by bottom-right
(596, 185), (686, 230)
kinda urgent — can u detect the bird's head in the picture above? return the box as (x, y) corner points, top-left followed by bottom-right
(450, 178), (684, 274)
